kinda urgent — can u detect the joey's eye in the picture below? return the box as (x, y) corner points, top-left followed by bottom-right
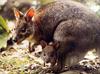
(21, 28), (26, 32)
(44, 53), (46, 56)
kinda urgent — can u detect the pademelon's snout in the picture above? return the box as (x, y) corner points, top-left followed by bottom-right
(13, 36), (24, 44)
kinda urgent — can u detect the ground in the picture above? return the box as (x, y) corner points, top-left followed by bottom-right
(0, 41), (100, 74)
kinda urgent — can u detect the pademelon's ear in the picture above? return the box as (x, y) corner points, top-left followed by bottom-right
(13, 8), (23, 21)
(25, 8), (36, 21)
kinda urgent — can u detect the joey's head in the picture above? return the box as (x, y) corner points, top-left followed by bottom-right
(40, 41), (59, 63)
(13, 8), (37, 44)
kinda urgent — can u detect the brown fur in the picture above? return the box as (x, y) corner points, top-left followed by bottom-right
(14, 0), (100, 46)
(13, 0), (100, 72)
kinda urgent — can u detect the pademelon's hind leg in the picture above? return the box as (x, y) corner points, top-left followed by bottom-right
(53, 19), (91, 72)
(53, 19), (88, 54)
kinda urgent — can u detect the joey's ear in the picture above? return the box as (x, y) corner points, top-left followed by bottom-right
(13, 8), (23, 21)
(25, 8), (36, 21)
(53, 42), (59, 49)
(40, 40), (47, 49)
(49, 42), (59, 49)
